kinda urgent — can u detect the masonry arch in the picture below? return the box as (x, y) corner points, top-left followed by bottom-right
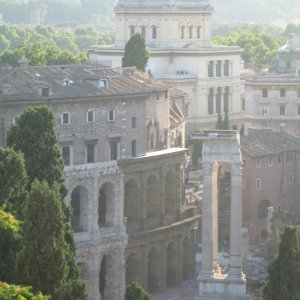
(148, 248), (160, 293)
(165, 171), (177, 213)
(147, 175), (159, 218)
(124, 179), (139, 223)
(71, 186), (88, 232)
(126, 253), (140, 286)
(183, 237), (193, 280)
(167, 242), (177, 287)
(98, 182), (114, 228)
(258, 199), (271, 219)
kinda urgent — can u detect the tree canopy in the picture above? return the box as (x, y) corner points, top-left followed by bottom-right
(263, 227), (300, 300)
(122, 34), (149, 71)
(124, 282), (152, 300)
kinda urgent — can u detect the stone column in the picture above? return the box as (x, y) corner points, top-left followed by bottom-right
(229, 163), (243, 277)
(201, 162), (218, 275)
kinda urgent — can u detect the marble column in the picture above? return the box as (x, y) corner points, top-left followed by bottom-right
(229, 163), (243, 277)
(201, 162), (218, 275)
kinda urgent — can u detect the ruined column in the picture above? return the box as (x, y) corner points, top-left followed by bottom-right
(201, 162), (218, 275)
(229, 163), (243, 277)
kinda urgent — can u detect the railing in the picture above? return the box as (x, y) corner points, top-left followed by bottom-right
(153, 72), (196, 80)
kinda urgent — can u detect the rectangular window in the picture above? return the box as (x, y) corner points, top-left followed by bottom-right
(280, 105), (285, 115)
(86, 144), (95, 163)
(280, 88), (286, 97)
(108, 109), (115, 121)
(224, 60), (229, 76)
(99, 79), (108, 88)
(87, 110), (95, 122)
(208, 91), (214, 115)
(261, 105), (269, 115)
(208, 61), (214, 77)
(268, 157), (272, 166)
(197, 26), (201, 39)
(132, 116), (137, 129)
(289, 173), (294, 184)
(241, 98), (245, 112)
(262, 88), (268, 98)
(62, 146), (71, 166)
(62, 112), (70, 124)
(131, 140), (137, 157)
(256, 178), (261, 191)
(110, 140), (119, 161)
(42, 88), (49, 97)
(256, 159), (261, 168)
(216, 60), (222, 77)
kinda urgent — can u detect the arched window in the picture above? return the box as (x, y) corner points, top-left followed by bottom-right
(181, 26), (185, 39)
(130, 25), (135, 37)
(224, 86), (229, 113)
(189, 26), (193, 39)
(197, 26), (201, 39)
(208, 87), (214, 115)
(152, 26), (157, 39)
(141, 26), (146, 39)
(216, 87), (222, 114)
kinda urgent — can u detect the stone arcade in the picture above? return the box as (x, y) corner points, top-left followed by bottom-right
(193, 131), (246, 300)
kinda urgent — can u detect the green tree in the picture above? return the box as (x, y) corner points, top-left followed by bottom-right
(124, 282), (152, 300)
(6, 106), (88, 300)
(263, 227), (300, 300)
(122, 34), (149, 71)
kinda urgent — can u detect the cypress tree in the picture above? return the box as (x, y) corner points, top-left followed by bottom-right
(6, 106), (88, 299)
(263, 227), (300, 300)
(122, 34), (149, 71)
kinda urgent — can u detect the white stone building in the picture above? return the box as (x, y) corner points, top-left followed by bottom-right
(88, 0), (243, 134)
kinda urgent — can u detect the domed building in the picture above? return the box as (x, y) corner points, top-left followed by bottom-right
(89, 0), (244, 134)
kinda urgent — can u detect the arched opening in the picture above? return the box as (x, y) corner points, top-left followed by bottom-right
(208, 87), (214, 114)
(98, 183), (114, 228)
(126, 253), (140, 286)
(216, 87), (222, 114)
(167, 242), (177, 287)
(147, 175), (158, 218)
(124, 179), (139, 223)
(180, 26), (185, 39)
(189, 26), (193, 39)
(130, 25), (135, 37)
(71, 186), (88, 232)
(141, 26), (146, 39)
(99, 256), (106, 299)
(183, 237), (192, 280)
(152, 26), (157, 39)
(258, 199), (271, 219)
(148, 248), (160, 293)
(165, 171), (177, 213)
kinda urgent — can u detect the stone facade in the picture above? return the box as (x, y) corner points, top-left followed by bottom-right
(0, 64), (199, 299)
(88, 0), (243, 134)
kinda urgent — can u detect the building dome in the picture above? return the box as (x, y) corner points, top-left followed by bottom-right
(116, 0), (211, 9)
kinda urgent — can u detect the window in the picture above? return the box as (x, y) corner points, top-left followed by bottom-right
(224, 87), (229, 113)
(62, 112), (70, 124)
(181, 26), (185, 39)
(152, 26), (157, 39)
(216, 61), (222, 77)
(62, 146), (71, 166)
(42, 87), (49, 97)
(108, 109), (115, 121)
(87, 110), (95, 122)
(256, 178), (261, 191)
(224, 60), (229, 76)
(131, 140), (137, 157)
(130, 25), (135, 37)
(280, 105), (285, 115)
(141, 26), (146, 39)
(86, 143), (95, 163)
(197, 26), (201, 39)
(132, 116), (137, 129)
(208, 61), (214, 77)
(110, 139), (119, 161)
(256, 159), (261, 168)
(262, 88), (268, 98)
(261, 105), (269, 115)
(99, 79), (108, 88)
(241, 98), (245, 112)
(289, 173), (294, 184)
(280, 88), (286, 97)
(208, 88), (214, 115)
(189, 26), (193, 39)
(216, 87), (222, 114)
(268, 157), (272, 166)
